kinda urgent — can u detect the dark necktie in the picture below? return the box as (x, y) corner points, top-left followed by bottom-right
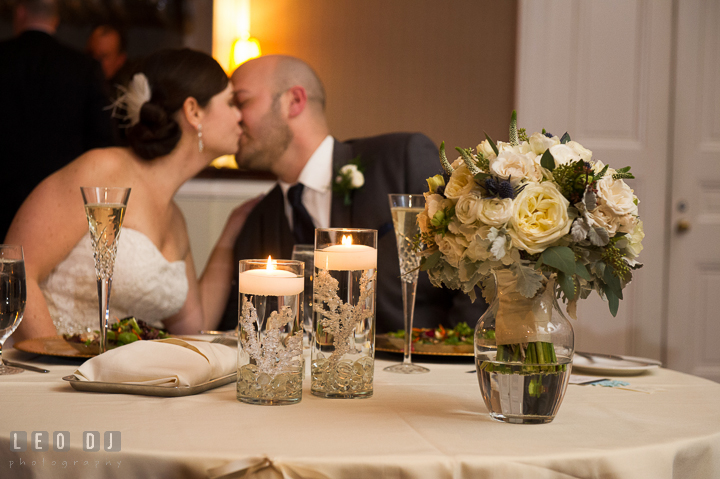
(287, 183), (316, 245)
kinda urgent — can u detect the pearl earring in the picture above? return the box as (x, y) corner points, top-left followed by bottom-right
(198, 124), (204, 153)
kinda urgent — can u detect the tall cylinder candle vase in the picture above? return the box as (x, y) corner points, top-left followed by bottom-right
(236, 258), (305, 405)
(311, 228), (377, 399)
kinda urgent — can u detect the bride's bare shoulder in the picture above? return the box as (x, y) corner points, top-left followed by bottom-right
(66, 147), (135, 182)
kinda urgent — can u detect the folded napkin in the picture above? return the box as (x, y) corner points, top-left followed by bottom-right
(74, 338), (236, 387)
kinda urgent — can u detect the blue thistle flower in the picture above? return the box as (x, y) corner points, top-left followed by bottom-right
(498, 180), (515, 199)
(544, 132), (554, 138)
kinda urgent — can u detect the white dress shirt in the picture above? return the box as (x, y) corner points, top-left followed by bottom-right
(279, 135), (334, 233)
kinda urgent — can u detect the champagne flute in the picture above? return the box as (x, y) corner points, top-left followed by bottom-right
(384, 194), (429, 374)
(81, 187), (131, 354)
(0, 245), (26, 375)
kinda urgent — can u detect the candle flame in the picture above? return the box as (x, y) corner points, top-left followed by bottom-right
(341, 235), (353, 246)
(266, 255), (276, 270)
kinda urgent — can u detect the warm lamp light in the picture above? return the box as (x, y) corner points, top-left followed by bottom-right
(230, 36), (261, 70)
(212, 0), (261, 74)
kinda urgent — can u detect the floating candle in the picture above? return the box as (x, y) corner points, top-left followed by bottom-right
(315, 236), (377, 271)
(238, 257), (304, 296)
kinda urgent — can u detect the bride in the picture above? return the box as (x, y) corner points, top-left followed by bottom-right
(6, 48), (256, 340)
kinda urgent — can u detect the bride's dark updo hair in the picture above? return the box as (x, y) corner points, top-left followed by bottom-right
(126, 49), (228, 160)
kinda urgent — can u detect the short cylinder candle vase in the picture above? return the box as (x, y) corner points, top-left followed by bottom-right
(236, 258), (305, 405)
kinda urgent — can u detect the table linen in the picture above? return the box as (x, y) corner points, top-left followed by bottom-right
(1, 347), (719, 479)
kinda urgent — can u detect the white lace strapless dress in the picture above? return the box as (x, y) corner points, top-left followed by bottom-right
(40, 228), (189, 335)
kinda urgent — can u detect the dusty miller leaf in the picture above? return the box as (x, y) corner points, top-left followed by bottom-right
(571, 218), (591, 242)
(587, 226), (610, 246)
(510, 263), (545, 298)
(584, 190), (597, 211)
(480, 275), (496, 303)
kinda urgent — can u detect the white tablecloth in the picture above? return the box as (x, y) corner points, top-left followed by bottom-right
(1, 346), (719, 479)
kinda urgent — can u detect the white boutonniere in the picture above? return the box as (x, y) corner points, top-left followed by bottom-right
(333, 156), (365, 205)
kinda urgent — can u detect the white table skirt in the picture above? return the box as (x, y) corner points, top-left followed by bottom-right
(1, 347), (719, 479)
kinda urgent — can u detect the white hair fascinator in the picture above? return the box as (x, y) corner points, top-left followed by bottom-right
(111, 73), (152, 127)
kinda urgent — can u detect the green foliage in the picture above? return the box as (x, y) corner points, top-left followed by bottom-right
(540, 149), (555, 171)
(518, 128), (529, 142)
(509, 110), (519, 146)
(541, 246), (576, 276)
(484, 132), (499, 156)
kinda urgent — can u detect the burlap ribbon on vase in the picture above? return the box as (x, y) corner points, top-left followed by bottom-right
(494, 269), (553, 345)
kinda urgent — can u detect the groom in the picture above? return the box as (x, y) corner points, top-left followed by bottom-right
(218, 55), (486, 333)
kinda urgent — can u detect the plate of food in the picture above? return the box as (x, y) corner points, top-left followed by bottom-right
(376, 323), (474, 357)
(14, 317), (171, 359)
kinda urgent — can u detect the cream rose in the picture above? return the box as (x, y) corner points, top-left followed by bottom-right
(455, 193), (483, 225)
(489, 150), (537, 184)
(597, 176), (638, 216)
(586, 204), (620, 236)
(445, 165), (477, 199)
(529, 132), (560, 155)
(425, 193), (445, 219)
(617, 213), (638, 234)
(548, 144), (581, 166)
(477, 197), (513, 227)
(509, 182), (572, 254)
(437, 233), (466, 267)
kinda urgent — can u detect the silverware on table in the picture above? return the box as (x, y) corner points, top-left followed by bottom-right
(3, 359), (49, 373)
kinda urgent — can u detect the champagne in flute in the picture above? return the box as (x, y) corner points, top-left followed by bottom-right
(0, 245), (26, 375)
(85, 203), (126, 280)
(384, 194), (429, 374)
(81, 187), (131, 354)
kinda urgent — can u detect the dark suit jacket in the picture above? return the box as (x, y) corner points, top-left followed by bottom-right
(0, 30), (114, 240)
(218, 133), (487, 333)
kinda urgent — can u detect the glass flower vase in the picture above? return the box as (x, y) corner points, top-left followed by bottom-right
(475, 268), (574, 424)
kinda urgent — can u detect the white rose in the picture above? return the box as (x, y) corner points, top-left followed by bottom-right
(548, 144), (581, 166)
(437, 233), (465, 267)
(508, 182), (572, 254)
(626, 219), (644, 258)
(489, 150), (537, 185)
(586, 204), (620, 236)
(455, 193), (483, 225)
(567, 141), (593, 162)
(339, 164), (364, 188)
(597, 176), (638, 216)
(477, 197), (513, 227)
(445, 165), (477, 199)
(529, 132), (560, 155)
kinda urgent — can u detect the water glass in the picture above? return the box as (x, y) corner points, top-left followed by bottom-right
(0, 245), (26, 375)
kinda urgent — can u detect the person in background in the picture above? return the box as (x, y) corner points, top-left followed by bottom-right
(217, 54), (487, 333)
(86, 23), (128, 83)
(7, 48), (257, 341)
(0, 0), (114, 241)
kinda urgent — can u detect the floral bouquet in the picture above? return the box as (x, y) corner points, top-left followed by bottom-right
(418, 112), (644, 404)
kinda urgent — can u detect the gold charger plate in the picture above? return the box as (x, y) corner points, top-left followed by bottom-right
(14, 336), (94, 359)
(13, 335), (202, 359)
(376, 334), (473, 357)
